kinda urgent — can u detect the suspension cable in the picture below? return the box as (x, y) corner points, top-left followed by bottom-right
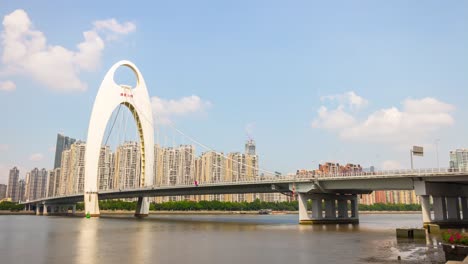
(104, 104), (122, 146)
(126, 89), (278, 177)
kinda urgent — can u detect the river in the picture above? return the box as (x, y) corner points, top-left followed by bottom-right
(0, 213), (446, 264)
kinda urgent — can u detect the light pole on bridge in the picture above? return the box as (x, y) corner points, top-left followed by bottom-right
(435, 139), (440, 170)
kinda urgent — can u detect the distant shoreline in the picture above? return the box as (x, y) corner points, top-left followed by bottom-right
(0, 210), (422, 216)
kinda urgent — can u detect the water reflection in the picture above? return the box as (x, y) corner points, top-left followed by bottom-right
(0, 214), (448, 264)
(76, 219), (98, 264)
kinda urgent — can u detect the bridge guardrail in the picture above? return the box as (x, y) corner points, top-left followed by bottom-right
(25, 167), (468, 203)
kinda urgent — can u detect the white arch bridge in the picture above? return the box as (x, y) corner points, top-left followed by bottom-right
(21, 61), (468, 226)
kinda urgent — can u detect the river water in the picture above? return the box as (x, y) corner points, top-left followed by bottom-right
(0, 213), (446, 264)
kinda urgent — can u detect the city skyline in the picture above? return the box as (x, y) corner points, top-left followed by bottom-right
(1, 2), (468, 184)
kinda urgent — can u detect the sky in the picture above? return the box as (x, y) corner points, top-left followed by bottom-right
(1, 1), (468, 183)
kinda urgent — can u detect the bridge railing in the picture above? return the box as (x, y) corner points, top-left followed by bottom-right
(34, 167), (468, 202)
(315, 167), (468, 178)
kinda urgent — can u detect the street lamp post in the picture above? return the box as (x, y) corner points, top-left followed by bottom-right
(435, 139), (440, 170)
(410, 149), (414, 170)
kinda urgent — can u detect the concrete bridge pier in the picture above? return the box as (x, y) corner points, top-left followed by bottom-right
(72, 205), (76, 215)
(461, 197), (468, 220)
(134, 197), (150, 217)
(433, 196), (447, 221)
(420, 195), (431, 223)
(415, 181), (468, 227)
(43, 205), (48, 216)
(298, 193), (359, 224)
(337, 199), (348, 218)
(447, 197), (461, 221)
(35, 204), (41, 215)
(324, 199), (336, 219)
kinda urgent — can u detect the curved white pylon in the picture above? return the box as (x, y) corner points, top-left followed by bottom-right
(84, 60), (154, 217)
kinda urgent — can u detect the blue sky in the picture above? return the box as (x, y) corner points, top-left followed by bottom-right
(1, 1), (468, 183)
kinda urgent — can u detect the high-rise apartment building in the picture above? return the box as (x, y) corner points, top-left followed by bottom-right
(245, 139), (256, 156)
(7, 167), (19, 202)
(52, 168), (61, 197)
(0, 184), (7, 199)
(195, 151), (226, 201)
(154, 145), (196, 185)
(153, 144), (196, 202)
(360, 190), (419, 205)
(24, 172), (31, 201)
(54, 133), (76, 169)
(450, 149), (468, 171)
(17, 179), (25, 202)
(70, 142), (86, 194)
(98, 146), (115, 191)
(114, 142), (141, 190)
(47, 170), (56, 198)
(154, 144), (164, 186)
(58, 141), (86, 195)
(197, 151), (225, 184)
(59, 148), (72, 195)
(178, 145), (195, 185)
(224, 152), (258, 202)
(27, 168), (48, 200)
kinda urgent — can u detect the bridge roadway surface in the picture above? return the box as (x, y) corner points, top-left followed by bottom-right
(23, 169), (468, 206)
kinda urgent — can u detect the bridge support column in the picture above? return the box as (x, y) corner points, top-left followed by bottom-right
(420, 195), (432, 224)
(324, 199), (336, 219)
(433, 196), (447, 221)
(311, 199), (323, 219)
(43, 205), (48, 216)
(446, 197), (461, 221)
(135, 197), (150, 217)
(461, 197), (468, 220)
(350, 195), (359, 218)
(84, 192), (100, 217)
(300, 194), (358, 224)
(337, 199), (348, 218)
(72, 205), (76, 215)
(35, 204), (40, 215)
(298, 193), (312, 224)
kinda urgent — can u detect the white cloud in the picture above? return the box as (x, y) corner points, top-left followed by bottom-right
(0, 9), (135, 92)
(29, 153), (44, 162)
(381, 160), (402, 170)
(321, 91), (368, 110)
(312, 92), (455, 145)
(93, 19), (136, 40)
(0, 80), (15, 91)
(151, 95), (212, 125)
(312, 106), (355, 129)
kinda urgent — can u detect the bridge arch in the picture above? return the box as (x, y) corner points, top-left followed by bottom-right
(84, 60), (154, 217)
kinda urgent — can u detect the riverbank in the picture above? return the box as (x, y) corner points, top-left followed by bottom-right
(0, 211), (35, 215)
(0, 210), (422, 215)
(106, 210), (421, 215)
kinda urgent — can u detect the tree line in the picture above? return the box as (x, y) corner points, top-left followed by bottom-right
(0, 201), (24, 211)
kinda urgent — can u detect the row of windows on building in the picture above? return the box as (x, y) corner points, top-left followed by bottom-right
(1, 137), (274, 203)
